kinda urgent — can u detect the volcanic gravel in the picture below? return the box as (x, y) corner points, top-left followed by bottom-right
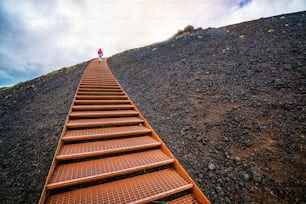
(0, 11), (305, 204)
(108, 12), (305, 203)
(0, 62), (88, 203)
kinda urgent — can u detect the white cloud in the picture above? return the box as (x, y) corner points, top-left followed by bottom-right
(0, 0), (305, 86)
(210, 0), (306, 27)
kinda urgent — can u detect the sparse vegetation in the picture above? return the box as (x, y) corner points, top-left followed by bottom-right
(172, 25), (203, 39)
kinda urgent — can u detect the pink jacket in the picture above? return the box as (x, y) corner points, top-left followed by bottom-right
(98, 48), (103, 55)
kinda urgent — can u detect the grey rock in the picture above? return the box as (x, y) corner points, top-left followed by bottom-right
(216, 185), (222, 192)
(250, 166), (263, 182)
(215, 143), (223, 151)
(180, 126), (190, 136)
(225, 197), (232, 204)
(242, 172), (250, 181)
(234, 157), (241, 164)
(186, 135), (194, 141)
(3, 181), (12, 188)
(208, 162), (216, 171)
(223, 136), (230, 142)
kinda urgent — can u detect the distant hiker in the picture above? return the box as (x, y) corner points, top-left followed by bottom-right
(97, 48), (103, 62)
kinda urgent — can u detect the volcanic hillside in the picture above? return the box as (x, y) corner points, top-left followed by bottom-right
(1, 11), (305, 203)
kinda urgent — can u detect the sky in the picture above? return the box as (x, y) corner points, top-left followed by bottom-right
(0, 0), (305, 87)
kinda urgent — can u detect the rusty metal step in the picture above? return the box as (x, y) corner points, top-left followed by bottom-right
(81, 81), (117, 83)
(82, 77), (114, 79)
(69, 110), (138, 118)
(78, 89), (123, 93)
(48, 150), (173, 189)
(67, 117), (144, 128)
(56, 136), (161, 160)
(80, 79), (116, 81)
(75, 95), (127, 100)
(63, 125), (151, 141)
(72, 104), (134, 111)
(74, 99), (130, 105)
(46, 169), (193, 204)
(79, 85), (119, 89)
(80, 85), (118, 87)
(80, 80), (118, 82)
(81, 79), (116, 81)
(81, 80), (116, 82)
(78, 88), (121, 92)
(79, 86), (120, 90)
(77, 91), (124, 95)
(166, 194), (202, 203)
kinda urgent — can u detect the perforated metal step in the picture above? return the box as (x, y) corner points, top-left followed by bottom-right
(67, 117), (144, 128)
(78, 88), (122, 92)
(46, 169), (193, 204)
(79, 85), (119, 89)
(77, 91), (124, 95)
(76, 95), (127, 100)
(72, 104), (133, 111)
(78, 87), (122, 92)
(48, 150), (174, 189)
(74, 99), (130, 105)
(69, 110), (138, 118)
(63, 125), (151, 141)
(166, 194), (202, 203)
(56, 136), (161, 160)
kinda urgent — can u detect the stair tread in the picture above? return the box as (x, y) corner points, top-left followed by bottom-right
(72, 104), (133, 111)
(76, 95), (127, 100)
(46, 169), (192, 204)
(77, 89), (123, 94)
(166, 194), (202, 203)
(74, 99), (130, 105)
(63, 125), (151, 141)
(69, 110), (138, 118)
(78, 88), (121, 92)
(67, 116), (143, 128)
(79, 85), (119, 88)
(57, 136), (160, 160)
(77, 91), (124, 95)
(48, 150), (173, 189)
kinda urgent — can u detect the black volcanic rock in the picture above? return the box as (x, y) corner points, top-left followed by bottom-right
(108, 11), (306, 203)
(0, 62), (88, 204)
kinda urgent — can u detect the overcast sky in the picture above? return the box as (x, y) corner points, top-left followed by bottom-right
(0, 0), (305, 87)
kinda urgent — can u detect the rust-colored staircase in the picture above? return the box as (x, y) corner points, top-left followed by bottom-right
(39, 58), (210, 203)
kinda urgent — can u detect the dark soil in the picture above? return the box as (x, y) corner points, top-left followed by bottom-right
(108, 12), (306, 203)
(0, 11), (305, 204)
(0, 62), (88, 203)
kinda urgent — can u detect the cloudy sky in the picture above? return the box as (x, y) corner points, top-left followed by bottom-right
(0, 0), (305, 87)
